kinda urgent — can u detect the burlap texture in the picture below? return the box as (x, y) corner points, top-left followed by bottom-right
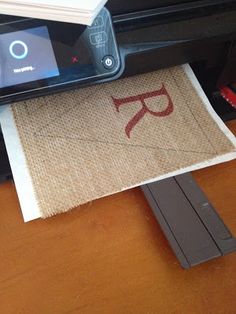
(11, 66), (235, 217)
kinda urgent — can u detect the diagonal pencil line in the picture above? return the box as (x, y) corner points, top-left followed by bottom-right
(25, 102), (46, 116)
(170, 69), (217, 154)
(31, 86), (101, 135)
(19, 69), (217, 158)
(34, 133), (215, 156)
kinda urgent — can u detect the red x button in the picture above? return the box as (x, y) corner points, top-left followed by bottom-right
(71, 56), (79, 64)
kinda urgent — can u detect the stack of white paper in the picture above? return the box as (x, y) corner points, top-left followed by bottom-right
(0, 0), (108, 25)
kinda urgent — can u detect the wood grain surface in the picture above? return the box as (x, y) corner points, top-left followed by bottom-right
(0, 120), (235, 314)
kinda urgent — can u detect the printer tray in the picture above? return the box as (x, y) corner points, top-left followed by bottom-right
(142, 173), (236, 268)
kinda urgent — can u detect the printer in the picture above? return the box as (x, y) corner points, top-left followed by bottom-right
(0, 0), (236, 268)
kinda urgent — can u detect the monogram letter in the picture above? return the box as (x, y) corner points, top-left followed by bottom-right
(112, 84), (174, 138)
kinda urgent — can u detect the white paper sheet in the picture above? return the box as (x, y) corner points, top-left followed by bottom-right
(0, 0), (107, 25)
(0, 106), (41, 222)
(4, 0), (107, 11)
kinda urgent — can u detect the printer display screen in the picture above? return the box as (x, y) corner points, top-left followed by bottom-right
(0, 26), (59, 88)
(0, 11), (120, 102)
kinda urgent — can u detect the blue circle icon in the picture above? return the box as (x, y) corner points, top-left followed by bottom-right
(9, 40), (28, 59)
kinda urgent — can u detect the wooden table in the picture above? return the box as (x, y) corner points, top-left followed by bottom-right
(0, 120), (235, 314)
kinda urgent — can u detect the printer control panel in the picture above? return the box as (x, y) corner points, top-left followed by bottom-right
(0, 8), (121, 104)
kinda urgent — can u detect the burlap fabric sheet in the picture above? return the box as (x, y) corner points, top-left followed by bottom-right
(0, 64), (235, 221)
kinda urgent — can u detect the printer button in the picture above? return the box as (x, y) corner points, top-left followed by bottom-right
(89, 16), (104, 28)
(90, 32), (108, 46)
(102, 55), (115, 70)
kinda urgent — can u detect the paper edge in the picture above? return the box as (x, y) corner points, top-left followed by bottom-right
(4, 0), (107, 12)
(0, 0), (107, 26)
(182, 64), (236, 146)
(0, 106), (41, 221)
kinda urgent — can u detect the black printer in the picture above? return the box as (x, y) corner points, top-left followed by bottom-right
(0, 0), (236, 268)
